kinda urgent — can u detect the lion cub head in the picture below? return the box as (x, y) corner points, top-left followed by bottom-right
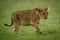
(34, 7), (49, 20)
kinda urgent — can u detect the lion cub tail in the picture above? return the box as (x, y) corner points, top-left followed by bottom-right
(4, 24), (12, 26)
(4, 19), (13, 27)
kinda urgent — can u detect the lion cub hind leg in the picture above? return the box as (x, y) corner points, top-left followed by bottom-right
(12, 23), (20, 34)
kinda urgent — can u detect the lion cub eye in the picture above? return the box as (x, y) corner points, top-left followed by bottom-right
(43, 13), (45, 14)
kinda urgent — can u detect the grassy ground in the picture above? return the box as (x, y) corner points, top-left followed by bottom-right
(0, 0), (60, 40)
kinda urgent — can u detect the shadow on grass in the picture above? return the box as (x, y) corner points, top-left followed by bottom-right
(36, 30), (59, 36)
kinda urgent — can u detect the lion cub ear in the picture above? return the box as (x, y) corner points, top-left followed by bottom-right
(34, 8), (42, 12)
(45, 7), (49, 12)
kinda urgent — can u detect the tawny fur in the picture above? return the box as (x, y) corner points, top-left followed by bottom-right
(4, 8), (48, 34)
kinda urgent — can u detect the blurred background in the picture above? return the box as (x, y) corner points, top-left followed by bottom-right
(0, 0), (60, 40)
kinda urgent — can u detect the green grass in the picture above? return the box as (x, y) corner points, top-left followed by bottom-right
(0, 0), (60, 40)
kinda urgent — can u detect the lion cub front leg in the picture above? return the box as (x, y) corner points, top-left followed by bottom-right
(32, 22), (42, 34)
